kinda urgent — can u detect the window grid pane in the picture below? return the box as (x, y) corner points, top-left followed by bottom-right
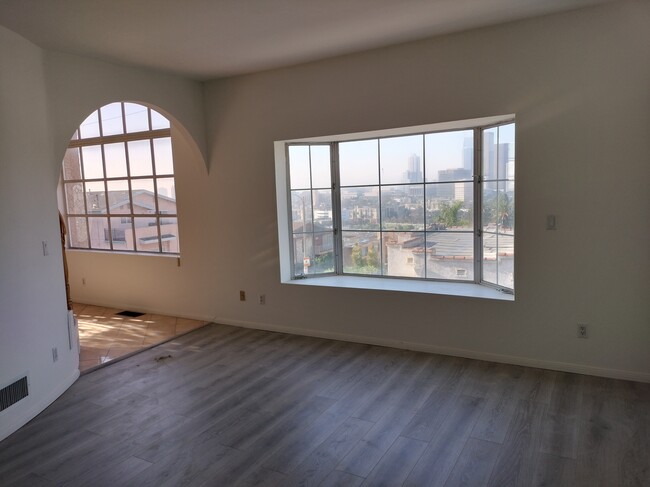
(287, 144), (335, 277)
(285, 120), (514, 291)
(61, 102), (180, 254)
(481, 123), (515, 289)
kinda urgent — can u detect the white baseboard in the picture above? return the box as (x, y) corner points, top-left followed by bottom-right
(0, 368), (80, 442)
(213, 316), (650, 384)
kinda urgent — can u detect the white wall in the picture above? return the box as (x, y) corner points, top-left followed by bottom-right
(198, 0), (649, 381)
(39, 0), (650, 400)
(0, 26), (79, 441)
(0, 29), (208, 441)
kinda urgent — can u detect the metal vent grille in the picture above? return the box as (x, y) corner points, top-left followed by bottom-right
(0, 376), (29, 412)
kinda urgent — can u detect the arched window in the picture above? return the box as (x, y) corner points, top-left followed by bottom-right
(61, 102), (180, 254)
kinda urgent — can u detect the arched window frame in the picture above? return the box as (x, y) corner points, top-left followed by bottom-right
(61, 102), (181, 255)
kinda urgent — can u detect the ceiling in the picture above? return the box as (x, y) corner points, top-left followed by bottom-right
(0, 0), (615, 80)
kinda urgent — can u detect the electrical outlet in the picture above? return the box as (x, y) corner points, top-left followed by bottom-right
(42, 240), (49, 256)
(258, 294), (266, 305)
(577, 324), (588, 338)
(82, 278), (86, 285)
(239, 290), (246, 301)
(52, 347), (58, 362)
(546, 215), (557, 230)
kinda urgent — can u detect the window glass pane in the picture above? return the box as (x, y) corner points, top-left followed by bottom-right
(157, 177), (177, 214)
(64, 182), (85, 214)
(302, 232), (334, 275)
(124, 103), (150, 133)
(383, 232), (425, 277)
(62, 101), (181, 256)
(128, 140), (153, 177)
(100, 102), (124, 136)
(482, 232), (514, 288)
(109, 216), (133, 251)
(425, 130), (473, 182)
(380, 185), (424, 231)
(81, 145), (104, 179)
(341, 186), (379, 230)
(85, 181), (106, 214)
(106, 179), (131, 214)
(426, 182), (473, 231)
(150, 109), (170, 130)
(88, 217), (110, 249)
(131, 179), (156, 214)
(482, 127), (498, 180)
(292, 233), (313, 276)
(160, 217), (179, 253)
(339, 139), (379, 186)
(498, 234), (514, 288)
(134, 217), (160, 251)
(426, 232), (474, 280)
(342, 231), (381, 275)
(482, 181), (498, 232)
(62, 148), (82, 180)
(310, 145), (331, 189)
(312, 189), (332, 230)
(67, 217), (89, 248)
(153, 137), (174, 175)
(497, 181), (514, 235)
(380, 134), (423, 185)
(104, 142), (128, 178)
(79, 111), (100, 139)
(291, 190), (313, 233)
(289, 145), (310, 189)
(497, 123), (515, 180)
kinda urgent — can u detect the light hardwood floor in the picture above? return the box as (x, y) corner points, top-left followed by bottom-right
(1, 323), (648, 486)
(74, 303), (207, 372)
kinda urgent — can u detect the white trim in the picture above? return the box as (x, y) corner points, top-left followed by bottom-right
(275, 114), (517, 298)
(283, 114), (514, 143)
(0, 369), (80, 442)
(212, 316), (650, 384)
(282, 275), (514, 301)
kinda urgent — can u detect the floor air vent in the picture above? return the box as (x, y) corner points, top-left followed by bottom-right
(115, 310), (145, 318)
(1, 376), (29, 412)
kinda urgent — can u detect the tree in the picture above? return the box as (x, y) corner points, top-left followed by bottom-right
(350, 243), (380, 274)
(437, 200), (464, 227)
(483, 192), (513, 231)
(497, 193), (514, 230)
(366, 246), (379, 269)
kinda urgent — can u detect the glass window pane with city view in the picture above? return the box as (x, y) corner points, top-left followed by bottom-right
(61, 102), (180, 255)
(482, 123), (515, 289)
(286, 119), (514, 291)
(288, 145), (335, 276)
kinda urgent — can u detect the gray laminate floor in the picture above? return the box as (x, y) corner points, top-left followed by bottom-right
(1, 323), (648, 486)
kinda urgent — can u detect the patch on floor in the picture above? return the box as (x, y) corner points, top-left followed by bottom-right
(115, 310), (145, 318)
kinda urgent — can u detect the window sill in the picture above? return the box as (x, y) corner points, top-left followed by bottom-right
(67, 248), (180, 259)
(283, 275), (514, 301)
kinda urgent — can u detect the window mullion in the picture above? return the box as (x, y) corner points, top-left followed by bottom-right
(474, 127), (482, 284)
(285, 145), (297, 277)
(377, 139), (383, 276)
(331, 142), (343, 276)
(151, 138), (163, 252)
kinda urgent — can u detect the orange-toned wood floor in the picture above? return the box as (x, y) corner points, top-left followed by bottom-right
(73, 303), (207, 372)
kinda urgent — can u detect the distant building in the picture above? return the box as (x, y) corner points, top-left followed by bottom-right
(405, 153), (423, 183)
(84, 189), (179, 252)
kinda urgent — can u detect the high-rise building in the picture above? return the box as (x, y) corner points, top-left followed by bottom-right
(405, 153), (423, 183)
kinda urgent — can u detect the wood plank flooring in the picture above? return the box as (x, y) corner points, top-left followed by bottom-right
(1, 323), (648, 486)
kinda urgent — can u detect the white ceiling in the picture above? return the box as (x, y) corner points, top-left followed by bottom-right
(0, 0), (615, 80)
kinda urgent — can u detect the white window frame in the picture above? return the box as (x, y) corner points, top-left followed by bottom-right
(61, 102), (180, 255)
(275, 115), (515, 300)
